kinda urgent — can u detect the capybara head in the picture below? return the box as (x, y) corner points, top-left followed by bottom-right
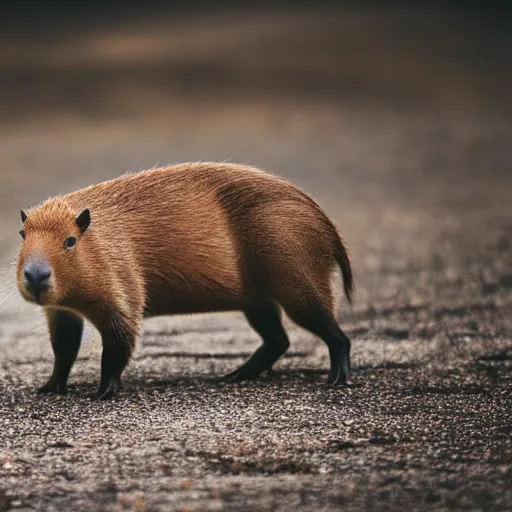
(17, 201), (91, 306)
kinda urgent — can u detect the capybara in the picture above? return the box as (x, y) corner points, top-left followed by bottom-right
(17, 163), (354, 399)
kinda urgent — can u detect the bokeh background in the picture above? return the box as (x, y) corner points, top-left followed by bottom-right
(0, 2), (511, 511)
(0, 2), (511, 306)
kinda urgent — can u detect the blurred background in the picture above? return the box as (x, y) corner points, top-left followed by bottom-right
(0, 1), (511, 310)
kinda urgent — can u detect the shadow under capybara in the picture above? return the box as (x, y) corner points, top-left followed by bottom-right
(16, 162), (354, 399)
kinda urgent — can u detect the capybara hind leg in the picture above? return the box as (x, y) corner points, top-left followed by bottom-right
(224, 300), (290, 382)
(93, 325), (136, 400)
(39, 310), (83, 395)
(285, 301), (352, 386)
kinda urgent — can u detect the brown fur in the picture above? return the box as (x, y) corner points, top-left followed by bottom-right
(17, 163), (354, 398)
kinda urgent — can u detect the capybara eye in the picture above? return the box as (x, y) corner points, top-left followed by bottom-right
(64, 237), (77, 250)
(19, 229), (25, 240)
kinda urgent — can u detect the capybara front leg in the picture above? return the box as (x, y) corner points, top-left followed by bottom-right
(39, 310), (83, 395)
(94, 328), (135, 400)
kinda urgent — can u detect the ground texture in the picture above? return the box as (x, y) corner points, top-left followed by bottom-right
(0, 8), (511, 511)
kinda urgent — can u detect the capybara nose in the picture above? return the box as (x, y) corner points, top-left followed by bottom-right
(24, 262), (51, 292)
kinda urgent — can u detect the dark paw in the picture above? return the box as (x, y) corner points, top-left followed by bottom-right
(222, 367), (261, 383)
(328, 365), (352, 387)
(328, 378), (353, 387)
(88, 378), (121, 400)
(38, 377), (67, 395)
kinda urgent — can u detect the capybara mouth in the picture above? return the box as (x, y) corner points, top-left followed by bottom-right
(21, 282), (52, 306)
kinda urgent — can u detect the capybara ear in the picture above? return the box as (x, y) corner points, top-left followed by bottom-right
(21, 210), (27, 223)
(76, 208), (91, 233)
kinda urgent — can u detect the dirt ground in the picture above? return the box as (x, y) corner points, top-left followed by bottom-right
(0, 8), (511, 511)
